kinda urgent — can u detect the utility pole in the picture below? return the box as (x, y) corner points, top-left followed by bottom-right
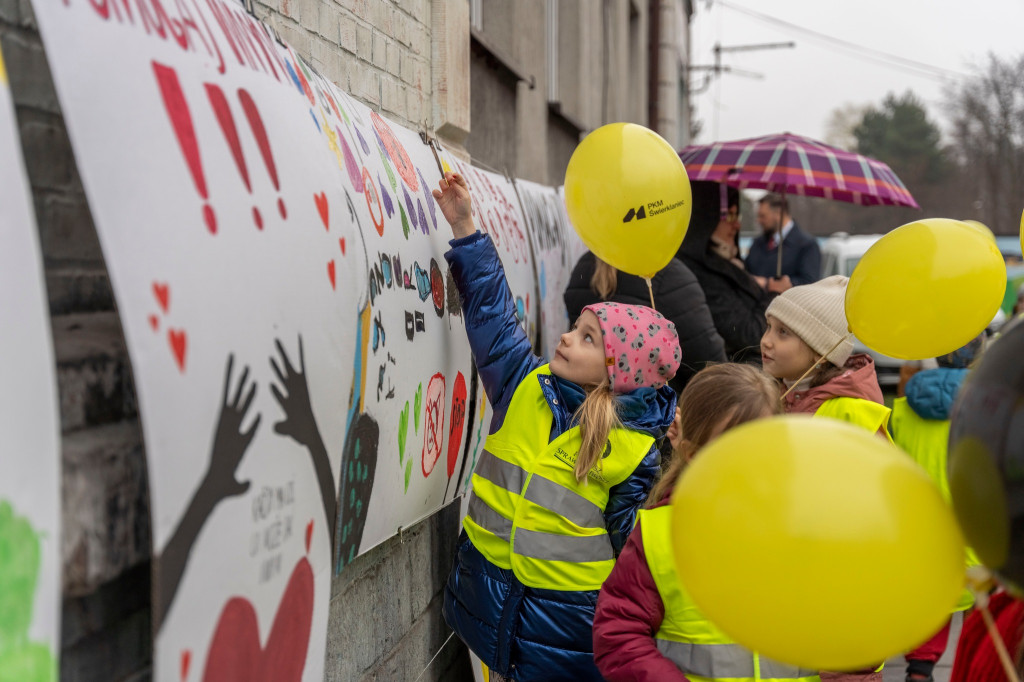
(688, 40), (795, 139)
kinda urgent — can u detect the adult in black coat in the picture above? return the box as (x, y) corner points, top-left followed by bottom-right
(564, 252), (726, 393)
(677, 181), (773, 364)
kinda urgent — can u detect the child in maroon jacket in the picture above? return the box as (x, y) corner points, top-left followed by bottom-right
(592, 363), (791, 682)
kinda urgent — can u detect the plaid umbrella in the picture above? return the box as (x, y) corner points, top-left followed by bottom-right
(678, 132), (919, 209)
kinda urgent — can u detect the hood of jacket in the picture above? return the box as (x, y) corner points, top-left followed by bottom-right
(905, 367), (969, 420)
(553, 374), (677, 441)
(784, 354), (884, 414)
(679, 180), (738, 260)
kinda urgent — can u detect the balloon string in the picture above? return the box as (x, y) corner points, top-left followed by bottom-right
(976, 591), (1022, 682)
(644, 277), (656, 310)
(778, 334), (849, 402)
(966, 567), (1022, 682)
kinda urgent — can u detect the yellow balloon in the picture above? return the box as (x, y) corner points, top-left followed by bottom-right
(846, 218), (1005, 360)
(564, 123), (691, 278)
(671, 416), (965, 671)
(1020, 208), (1024, 257)
(962, 219), (996, 243)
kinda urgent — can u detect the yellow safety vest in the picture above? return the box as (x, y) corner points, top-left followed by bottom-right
(640, 507), (820, 682)
(891, 397), (980, 611)
(464, 365), (655, 591)
(814, 396), (894, 444)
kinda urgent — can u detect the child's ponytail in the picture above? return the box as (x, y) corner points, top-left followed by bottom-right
(572, 378), (622, 482)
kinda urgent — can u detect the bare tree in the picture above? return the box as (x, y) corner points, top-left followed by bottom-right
(947, 53), (1024, 234)
(824, 103), (869, 152)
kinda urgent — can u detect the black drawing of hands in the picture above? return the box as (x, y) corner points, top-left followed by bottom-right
(270, 336), (337, 549)
(157, 353), (260, 630)
(270, 337), (317, 447)
(207, 354), (261, 497)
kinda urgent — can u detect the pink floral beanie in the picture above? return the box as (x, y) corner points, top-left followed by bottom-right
(582, 302), (681, 393)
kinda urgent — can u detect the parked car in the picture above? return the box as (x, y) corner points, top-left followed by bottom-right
(820, 233), (902, 386)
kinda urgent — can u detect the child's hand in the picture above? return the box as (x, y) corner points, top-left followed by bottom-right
(432, 172), (476, 239)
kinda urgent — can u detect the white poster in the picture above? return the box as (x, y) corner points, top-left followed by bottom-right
(28, 1), (484, 678)
(0, 41), (61, 681)
(517, 179), (588, 360)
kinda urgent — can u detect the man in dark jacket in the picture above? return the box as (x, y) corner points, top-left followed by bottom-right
(563, 253), (726, 392)
(677, 181), (773, 363)
(745, 193), (821, 292)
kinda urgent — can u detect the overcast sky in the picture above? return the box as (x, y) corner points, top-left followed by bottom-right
(688, 0), (1024, 145)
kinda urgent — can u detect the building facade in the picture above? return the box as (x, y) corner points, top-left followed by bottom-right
(0, 1), (693, 680)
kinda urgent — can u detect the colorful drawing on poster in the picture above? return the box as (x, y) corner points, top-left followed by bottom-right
(397, 401), (410, 463)
(370, 111), (417, 192)
(421, 373), (446, 477)
(413, 382), (423, 433)
(0, 502), (56, 682)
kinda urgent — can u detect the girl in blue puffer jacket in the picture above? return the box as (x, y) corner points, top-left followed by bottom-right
(432, 172), (681, 682)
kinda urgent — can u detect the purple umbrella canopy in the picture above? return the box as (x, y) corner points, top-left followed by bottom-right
(679, 132), (919, 209)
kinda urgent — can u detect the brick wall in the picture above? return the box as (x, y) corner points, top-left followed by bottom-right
(256, 0), (469, 148)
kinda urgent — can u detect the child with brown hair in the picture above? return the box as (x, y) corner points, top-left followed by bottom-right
(593, 364), (820, 682)
(433, 172), (681, 681)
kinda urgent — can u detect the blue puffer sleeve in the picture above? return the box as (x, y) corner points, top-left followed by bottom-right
(445, 232), (541, 430)
(604, 444), (660, 555)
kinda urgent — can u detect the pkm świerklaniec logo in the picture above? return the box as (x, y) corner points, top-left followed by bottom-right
(622, 197), (687, 223)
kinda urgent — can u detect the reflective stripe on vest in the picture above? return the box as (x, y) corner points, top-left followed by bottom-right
(814, 396), (894, 444)
(891, 397), (979, 612)
(464, 365), (655, 590)
(640, 507), (820, 682)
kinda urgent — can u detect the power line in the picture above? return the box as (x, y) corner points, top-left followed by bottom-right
(714, 0), (969, 83)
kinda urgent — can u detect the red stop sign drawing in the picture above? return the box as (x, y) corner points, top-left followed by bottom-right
(421, 373), (446, 477)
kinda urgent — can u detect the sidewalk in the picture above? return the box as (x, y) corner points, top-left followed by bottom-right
(882, 612), (962, 682)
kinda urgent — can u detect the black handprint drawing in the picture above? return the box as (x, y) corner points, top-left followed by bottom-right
(270, 337), (336, 553)
(156, 354), (260, 630)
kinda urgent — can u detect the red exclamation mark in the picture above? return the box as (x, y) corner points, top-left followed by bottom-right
(238, 90), (287, 221)
(152, 62), (217, 235)
(205, 83), (263, 229)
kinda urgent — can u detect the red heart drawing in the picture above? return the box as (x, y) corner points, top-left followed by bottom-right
(314, 192), (328, 230)
(181, 650), (192, 681)
(339, 237), (346, 256)
(202, 557), (314, 682)
(168, 329), (187, 372)
(305, 520), (313, 554)
(149, 315), (160, 332)
(327, 260), (336, 290)
(153, 282), (170, 313)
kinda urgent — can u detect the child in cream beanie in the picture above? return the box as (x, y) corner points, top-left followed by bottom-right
(761, 275), (891, 438)
(763, 275), (854, 372)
